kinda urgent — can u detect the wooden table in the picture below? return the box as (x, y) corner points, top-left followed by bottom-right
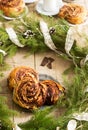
(0, 0), (88, 126)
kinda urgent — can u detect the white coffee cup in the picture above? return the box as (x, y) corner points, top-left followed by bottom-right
(43, 0), (63, 12)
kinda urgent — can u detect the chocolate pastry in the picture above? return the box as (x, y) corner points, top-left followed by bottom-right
(13, 78), (47, 109)
(8, 66), (65, 110)
(40, 80), (64, 105)
(8, 66), (38, 91)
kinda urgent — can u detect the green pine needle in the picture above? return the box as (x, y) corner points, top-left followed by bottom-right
(0, 96), (17, 130)
(19, 107), (58, 130)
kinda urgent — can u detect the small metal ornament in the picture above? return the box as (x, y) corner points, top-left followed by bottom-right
(49, 27), (55, 34)
(23, 30), (35, 39)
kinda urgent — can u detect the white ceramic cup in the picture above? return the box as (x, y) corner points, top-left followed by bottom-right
(43, 0), (57, 12)
(43, 0), (63, 12)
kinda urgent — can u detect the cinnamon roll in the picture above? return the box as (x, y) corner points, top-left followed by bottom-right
(58, 4), (87, 24)
(8, 66), (38, 91)
(8, 66), (65, 109)
(0, 0), (25, 17)
(13, 78), (47, 109)
(40, 80), (64, 105)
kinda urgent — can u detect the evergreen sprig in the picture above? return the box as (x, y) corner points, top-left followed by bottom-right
(0, 27), (18, 64)
(0, 14), (70, 64)
(19, 107), (59, 130)
(0, 96), (17, 130)
(0, 13), (88, 65)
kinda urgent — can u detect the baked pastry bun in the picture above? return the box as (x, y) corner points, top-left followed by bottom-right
(58, 4), (87, 24)
(8, 66), (65, 109)
(0, 0), (25, 17)
(40, 80), (65, 105)
(13, 79), (47, 109)
(8, 66), (38, 91)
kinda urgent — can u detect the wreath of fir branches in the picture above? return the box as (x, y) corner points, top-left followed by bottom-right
(0, 13), (88, 130)
(0, 13), (87, 65)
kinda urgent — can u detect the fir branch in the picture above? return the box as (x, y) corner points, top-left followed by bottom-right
(0, 96), (17, 130)
(19, 107), (58, 130)
(0, 13), (87, 65)
(57, 64), (88, 111)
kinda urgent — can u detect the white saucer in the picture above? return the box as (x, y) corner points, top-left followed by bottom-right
(1, 6), (28, 20)
(36, 0), (63, 16)
(24, 0), (36, 3)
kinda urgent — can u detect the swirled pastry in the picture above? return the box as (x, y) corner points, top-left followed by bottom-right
(58, 4), (87, 24)
(13, 78), (47, 109)
(8, 66), (38, 91)
(40, 80), (64, 105)
(0, 0), (25, 17)
(8, 66), (65, 109)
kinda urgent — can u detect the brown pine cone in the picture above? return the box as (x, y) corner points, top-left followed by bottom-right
(13, 78), (47, 109)
(8, 66), (38, 91)
(40, 80), (65, 105)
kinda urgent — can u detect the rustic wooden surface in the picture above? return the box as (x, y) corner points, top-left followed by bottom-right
(0, 0), (88, 125)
